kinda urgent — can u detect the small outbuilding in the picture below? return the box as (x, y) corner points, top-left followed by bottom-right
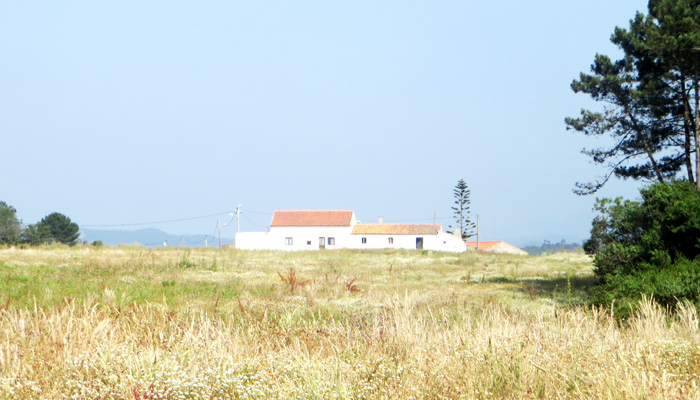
(466, 241), (528, 255)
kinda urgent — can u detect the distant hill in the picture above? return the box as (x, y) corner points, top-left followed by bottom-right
(81, 228), (234, 248)
(521, 239), (583, 256)
(505, 234), (586, 249)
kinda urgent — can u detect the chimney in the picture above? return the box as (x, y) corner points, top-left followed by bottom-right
(378, 216), (383, 224)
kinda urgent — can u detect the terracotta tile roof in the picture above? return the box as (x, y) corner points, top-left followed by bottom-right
(270, 210), (354, 227)
(466, 241), (529, 255)
(466, 241), (503, 250)
(352, 224), (441, 235)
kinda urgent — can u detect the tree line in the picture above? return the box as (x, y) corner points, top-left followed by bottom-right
(570, 0), (700, 315)
(0, 202), (80, 246)
(521, 240), (582, 256)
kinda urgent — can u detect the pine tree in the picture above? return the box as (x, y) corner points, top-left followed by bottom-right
(26, 212), (80, 246)
(0, 201), (23, 245)
(449, 179), (475, 239)
(567, 0), (700, 193)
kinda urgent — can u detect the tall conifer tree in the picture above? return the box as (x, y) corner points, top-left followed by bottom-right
(450, 179), (475, 239)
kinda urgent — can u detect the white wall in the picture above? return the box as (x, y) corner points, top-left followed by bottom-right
(347, 231), (466, 252)
(425, 231), (468, 252)
(236, 226), (353, 251)
(235, 231), (274, 250)
(346, 234), (416, 250)
(236, 224), (467, 253)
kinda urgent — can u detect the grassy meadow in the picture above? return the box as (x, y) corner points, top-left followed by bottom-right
(0, 245), (698, 399)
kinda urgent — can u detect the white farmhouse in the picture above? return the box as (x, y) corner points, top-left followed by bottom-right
(351, 223), (467, 252)
(235, 210), (355, 251)
(235, 210), (467, 252)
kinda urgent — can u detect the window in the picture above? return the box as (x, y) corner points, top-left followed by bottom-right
(328, 237), (335, 245)
(361, 237), (367, 244)
(307, 241), (312, 245)
(388, 237), (394, 244)
(285, 237), (293, 245)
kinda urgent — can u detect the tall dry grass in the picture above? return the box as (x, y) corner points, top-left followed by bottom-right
(0, 246), (698, 399)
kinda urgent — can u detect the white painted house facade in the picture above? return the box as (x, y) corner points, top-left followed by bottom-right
(235, 210), (467, 252)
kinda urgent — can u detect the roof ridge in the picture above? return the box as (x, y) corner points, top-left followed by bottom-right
(271, 210), (354, 227)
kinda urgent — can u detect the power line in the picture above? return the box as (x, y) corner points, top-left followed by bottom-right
(220, 214), (236, 227)
(241, 212), (265, 230)
(83, 207), (452, 231)
(184, 236), (208, 245)
(210, 221), (220, 240)
(83, 210), (237, 228)
(383, 217), (451, 223)
(243, 210), (272, 215)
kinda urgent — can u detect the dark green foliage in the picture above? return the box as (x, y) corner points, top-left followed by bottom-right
(592, 257), (700, 310)
(589, 182), (700, 309)
(567, 0), (700, 194)
(27, 212), (80, 246)
(0, 201), (23, 245)
(449, 179), (475, 239)
(484, 276), (515, 284)
(566, 52), (677, 194)
(582, 197), (643, 271)
(22, 223), (51, 245)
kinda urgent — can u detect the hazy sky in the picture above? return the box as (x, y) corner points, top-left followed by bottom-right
(1, 1), (650, 246)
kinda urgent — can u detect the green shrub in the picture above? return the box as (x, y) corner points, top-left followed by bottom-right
(588, 182), (700, 308)
(178, 253), (197, 269)
(592, 257), (700, 314)
(485, 276), (514, 283)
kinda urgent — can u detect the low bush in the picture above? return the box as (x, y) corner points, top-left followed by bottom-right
(587, 181), (700, 310)
(591, 257), (700, 318)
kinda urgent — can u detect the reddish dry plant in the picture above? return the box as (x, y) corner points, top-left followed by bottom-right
(278, 268), (308, 293)
(132, 381), (162, 400)
(213, 293), (220, 311)
(0, 297), (9, 312)
(324, 273), (342, 283)
(345, 278), (361, 293)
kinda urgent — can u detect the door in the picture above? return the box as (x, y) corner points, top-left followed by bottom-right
(319, 237), (326, 250)
(416, 237), (423, 250)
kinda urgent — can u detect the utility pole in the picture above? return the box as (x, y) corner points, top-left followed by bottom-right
(205, 235), (208, 248)
(236, 204), (242, 233)
(217, 219), (221, 249)
(476, 214), (480, 250)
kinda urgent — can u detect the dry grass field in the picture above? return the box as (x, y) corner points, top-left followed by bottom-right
(0, 245), (698, 399)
